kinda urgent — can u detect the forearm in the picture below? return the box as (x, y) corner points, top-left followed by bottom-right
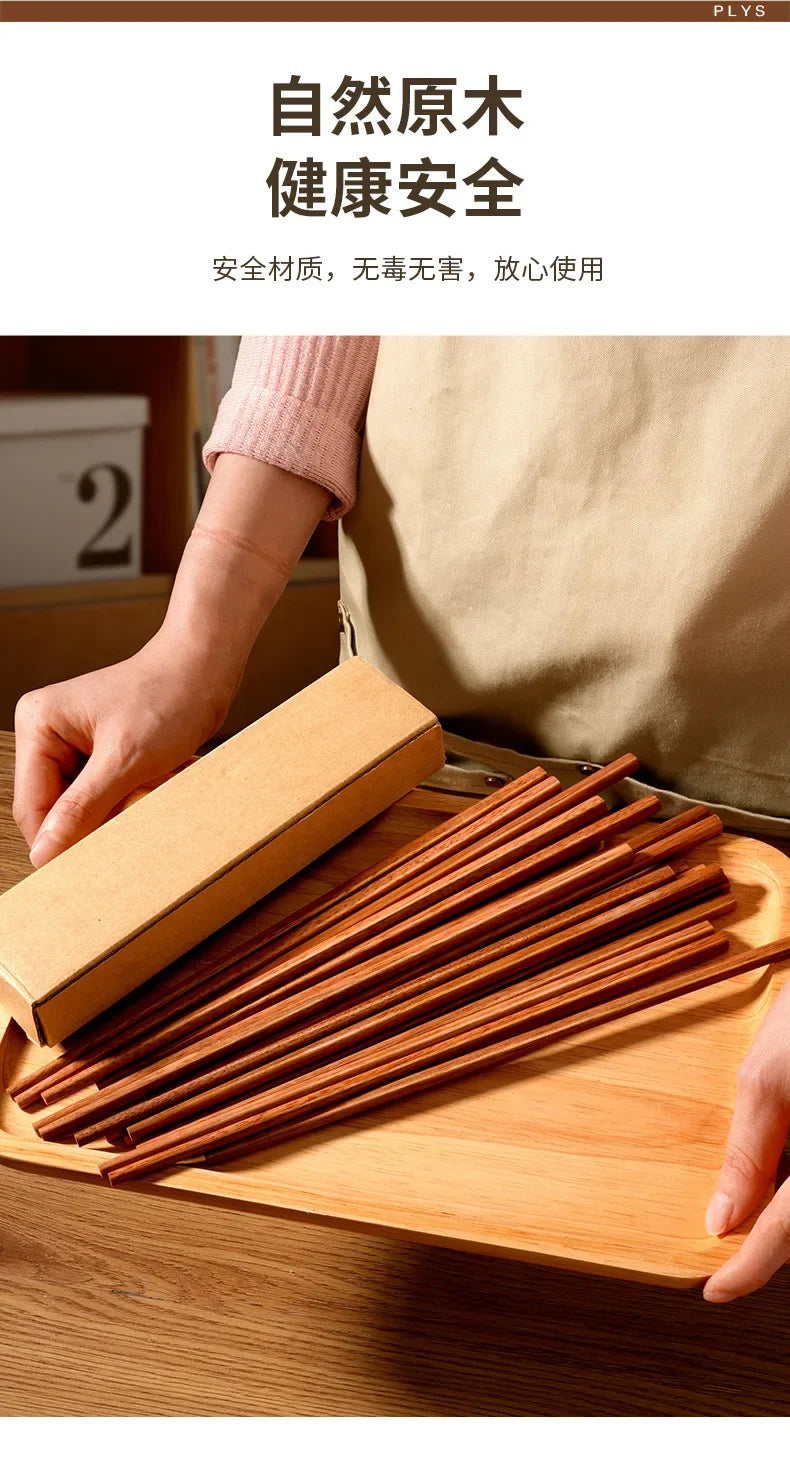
(169, 334), (378, 723)
(158, 453), (330, 717)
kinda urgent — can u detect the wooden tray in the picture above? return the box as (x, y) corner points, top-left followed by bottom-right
(2, 787), (789, 1287)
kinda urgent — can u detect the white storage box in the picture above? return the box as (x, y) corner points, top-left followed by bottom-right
(0, 395), (148, 588)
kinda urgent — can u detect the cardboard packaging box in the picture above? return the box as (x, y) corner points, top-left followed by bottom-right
(0, 660), (444, 1046)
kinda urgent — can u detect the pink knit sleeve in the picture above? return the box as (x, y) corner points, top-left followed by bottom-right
(203, 336), (379, 519)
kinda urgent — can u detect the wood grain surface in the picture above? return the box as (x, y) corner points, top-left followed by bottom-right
(3, 779), (786, 1283)
(2, 732), (790, 1415)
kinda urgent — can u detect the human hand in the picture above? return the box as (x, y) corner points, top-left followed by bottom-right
(13, 628), (233, 867)
(13, 455), (330, 868)
(703, 978), (790, 1302)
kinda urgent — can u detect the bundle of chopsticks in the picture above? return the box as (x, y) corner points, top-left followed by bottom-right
(11, 753), (790, 1185)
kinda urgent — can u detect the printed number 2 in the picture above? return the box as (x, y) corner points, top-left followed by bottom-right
(76, 464), (134, 571)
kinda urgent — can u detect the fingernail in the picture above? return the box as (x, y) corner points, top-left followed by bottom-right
(705, 1190), (733, 1236)
(703, 1284), (737, 1304)
(29, 828), (63, 868)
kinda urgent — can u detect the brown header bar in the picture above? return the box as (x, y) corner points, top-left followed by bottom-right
(2, 1), (788, 20)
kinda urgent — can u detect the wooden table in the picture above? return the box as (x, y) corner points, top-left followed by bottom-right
(1, 732), (789, 1416)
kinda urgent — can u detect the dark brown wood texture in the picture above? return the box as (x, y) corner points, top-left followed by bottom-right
(23, 769), (559, 1093)
(104, 932), (734, 1183)
(18, 755), (747, 1183)
(89, 921), (721, 1150)
(104, 892), (739, 1148)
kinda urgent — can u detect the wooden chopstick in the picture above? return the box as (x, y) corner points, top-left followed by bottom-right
(95, 782), (593, 1043)
(201, 937), (762, 1170)
(73, 862), (681, 1104)
(253, 775), (564, 943)
(124, 887), (735, 1141)
(74, 865), (728, 1149)
(88, 775), (566, 1065)
(31, 796), (699, 1119)
(100, 931), (732, 1183)
(61, 863), (725, 1150)
(36, 839), (640, 1133)
(631, 813), (722, 868)
(27, 764), (740, 1182)
(38, 802), (652, 1111)
(133, 856), (724, 1051)
(112, 918), (718, 1148)
(34, 813), (719, 1144)
(261, 752), (637, 951)
(32, 791), (604, 1106)
(106, 926), (790, 1185)
(80, 867), (731, 1146)
(13, 756), (640, 1106)
(195, 929), (790, 1174)
(10, 768), (555, 1104)
(627, 805), (709, 850)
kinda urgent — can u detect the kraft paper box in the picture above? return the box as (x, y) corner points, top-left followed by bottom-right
(0, 659), (444, 1046)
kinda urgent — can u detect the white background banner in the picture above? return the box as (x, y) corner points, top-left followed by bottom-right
(1, 19), (788, 332)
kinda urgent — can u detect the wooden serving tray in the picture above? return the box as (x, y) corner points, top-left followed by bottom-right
(1, 786), (789, 1287)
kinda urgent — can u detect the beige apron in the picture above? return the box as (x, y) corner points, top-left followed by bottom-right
(338, 337), (790, 835)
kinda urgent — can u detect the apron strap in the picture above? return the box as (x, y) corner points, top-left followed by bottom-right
(428, 730), (790, 841)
